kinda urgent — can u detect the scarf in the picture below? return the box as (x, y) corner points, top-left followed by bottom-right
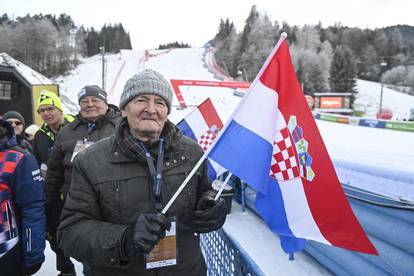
(114, 118), (181, 163)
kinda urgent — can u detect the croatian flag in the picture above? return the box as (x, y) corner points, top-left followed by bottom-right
(208, 34), (377, 255)
(177, 98), (225, 180)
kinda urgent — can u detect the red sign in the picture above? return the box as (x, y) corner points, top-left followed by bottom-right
(320, 97), (343, 108)
(170, 79), (250, 109)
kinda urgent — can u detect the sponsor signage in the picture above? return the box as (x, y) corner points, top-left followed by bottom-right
(320, 97), (343, 108)
(359, 119), (386, 128)
(385, 122), (414, 132)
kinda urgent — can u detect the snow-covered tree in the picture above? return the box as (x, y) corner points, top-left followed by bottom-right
(330, 45), (357, 93)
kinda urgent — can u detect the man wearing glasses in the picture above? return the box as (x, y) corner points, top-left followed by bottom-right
(32, 90), (75, 276)
(45, 85), (121, 276)
(2, 111), (32, 152)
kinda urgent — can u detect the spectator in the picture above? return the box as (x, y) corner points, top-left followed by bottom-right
(0, 119), (45, 276)
(31, 90), (76, 276)
(3, 111), (32, 152)
(57, 69), (227, 275)
(46, 85), (121, 275)
(24, 124), (40, 143)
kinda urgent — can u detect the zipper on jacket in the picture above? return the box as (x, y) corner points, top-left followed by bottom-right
(6, 201), (15, 238)
(112, 182), (123, 222)
(114, 182), (120, 202)
(26, 228), (32, 252)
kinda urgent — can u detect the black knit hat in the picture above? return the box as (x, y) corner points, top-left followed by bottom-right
(78, 85), (108, 104)
(3, 111), (25, 127)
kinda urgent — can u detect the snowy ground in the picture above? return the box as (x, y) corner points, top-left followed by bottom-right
(44, 47), (414, 275)
(354, 79), (414, 120)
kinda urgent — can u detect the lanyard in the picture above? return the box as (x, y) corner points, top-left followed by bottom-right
(141, 138), (165, 211)
(84, 123), (96, 143)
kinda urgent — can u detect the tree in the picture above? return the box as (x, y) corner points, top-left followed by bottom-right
(330, 45), (357, 93)
(381, 66), (407, 86)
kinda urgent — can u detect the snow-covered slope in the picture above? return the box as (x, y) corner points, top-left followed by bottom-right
(354, 79), (414, 120)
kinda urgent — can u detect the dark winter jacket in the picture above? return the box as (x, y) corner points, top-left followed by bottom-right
(57, 120), (212, 276)
(45, 105), (121, 204)
(32, 114), (75, 166)
(0, 119), (45, 269)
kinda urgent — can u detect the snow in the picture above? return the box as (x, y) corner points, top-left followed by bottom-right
(41, 47), (414, 275)
(354, 79), (414, 120)
(0, 53), (53, 85)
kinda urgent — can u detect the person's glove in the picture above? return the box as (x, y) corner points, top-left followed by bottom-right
(124, 213), (171, 258)
(22, 263), (42, 276)
(193, 191), (227, 233)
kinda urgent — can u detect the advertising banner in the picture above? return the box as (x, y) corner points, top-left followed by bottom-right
(320, 97), (343, 109)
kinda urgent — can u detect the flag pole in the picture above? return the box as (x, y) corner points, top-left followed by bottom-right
(214, 172), (233, 201)
(162, 33), (288, 214)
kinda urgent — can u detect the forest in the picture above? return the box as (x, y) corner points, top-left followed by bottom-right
(211, 5), (414, 96)
(0, 13), (132, 77)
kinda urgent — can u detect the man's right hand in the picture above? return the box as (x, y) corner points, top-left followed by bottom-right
(124, 213), (171, 258)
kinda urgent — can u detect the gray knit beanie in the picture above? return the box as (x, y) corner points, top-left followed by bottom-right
(3, 111), (25, 127)
(119, 69), (173, 113)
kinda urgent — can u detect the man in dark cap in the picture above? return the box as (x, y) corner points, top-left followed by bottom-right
(46, 85), (121, 276)
(3, 111), (32, 152)
(57, 70), (227, 275)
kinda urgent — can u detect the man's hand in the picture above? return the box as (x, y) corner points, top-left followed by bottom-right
(124, 213), (171, 258)
(193, 191), (227, 233)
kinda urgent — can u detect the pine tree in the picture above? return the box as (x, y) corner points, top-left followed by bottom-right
(330, 45), (357, 93)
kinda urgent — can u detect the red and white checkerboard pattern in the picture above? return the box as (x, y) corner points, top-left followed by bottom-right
(269, 128), (300, 181)
(198, 129), (216, 152)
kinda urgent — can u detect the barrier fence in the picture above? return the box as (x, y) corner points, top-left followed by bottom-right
(201, 229), (264, 276)
(313, 112), (414, 132)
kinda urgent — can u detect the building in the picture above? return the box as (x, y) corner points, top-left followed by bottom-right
(0, 52), (59, 125)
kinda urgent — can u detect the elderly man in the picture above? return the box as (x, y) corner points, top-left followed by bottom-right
(46, 85), (121, 275)
(57, 69), (227, 275)
(31, 90), (75, 276)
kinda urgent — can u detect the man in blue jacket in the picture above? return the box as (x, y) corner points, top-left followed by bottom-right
(0, 119), (46, 276)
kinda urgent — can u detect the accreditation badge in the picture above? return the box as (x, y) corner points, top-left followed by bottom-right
(145, 219), (177, 269)
(71, 140), (94, 162)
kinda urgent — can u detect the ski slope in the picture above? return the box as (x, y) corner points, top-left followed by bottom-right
(39, 47), (414, 275)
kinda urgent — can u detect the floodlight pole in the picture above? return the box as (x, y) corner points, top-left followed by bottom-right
(379, 62), (387, 114)
(100, 46), (105, 90)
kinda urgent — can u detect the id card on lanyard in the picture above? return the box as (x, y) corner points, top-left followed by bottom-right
(141, 139), (177, 269)
(70, 123), (96, 162)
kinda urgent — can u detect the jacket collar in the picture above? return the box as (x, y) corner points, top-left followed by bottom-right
(110, 119), (184, 165)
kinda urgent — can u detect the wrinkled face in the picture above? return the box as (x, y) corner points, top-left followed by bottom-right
(38, 104), (64, 126)
(122, 94), (168, 141)
(6, 119), (24, 135)
(79, 96), (108, 121)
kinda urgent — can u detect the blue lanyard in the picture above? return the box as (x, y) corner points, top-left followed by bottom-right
(140, 138), (165, 211)
(84, 123), (96, 143)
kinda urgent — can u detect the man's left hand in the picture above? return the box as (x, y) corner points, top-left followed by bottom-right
(193, 191), (227, 233)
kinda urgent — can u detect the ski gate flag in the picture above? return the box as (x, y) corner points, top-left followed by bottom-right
(177, 98), (225, 180)
(207, 34), (378, 255)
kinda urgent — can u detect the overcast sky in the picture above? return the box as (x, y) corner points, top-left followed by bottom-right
(3, 0), (414, 50)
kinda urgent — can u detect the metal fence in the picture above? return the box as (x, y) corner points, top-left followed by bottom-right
(200, 229), (264, 276)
